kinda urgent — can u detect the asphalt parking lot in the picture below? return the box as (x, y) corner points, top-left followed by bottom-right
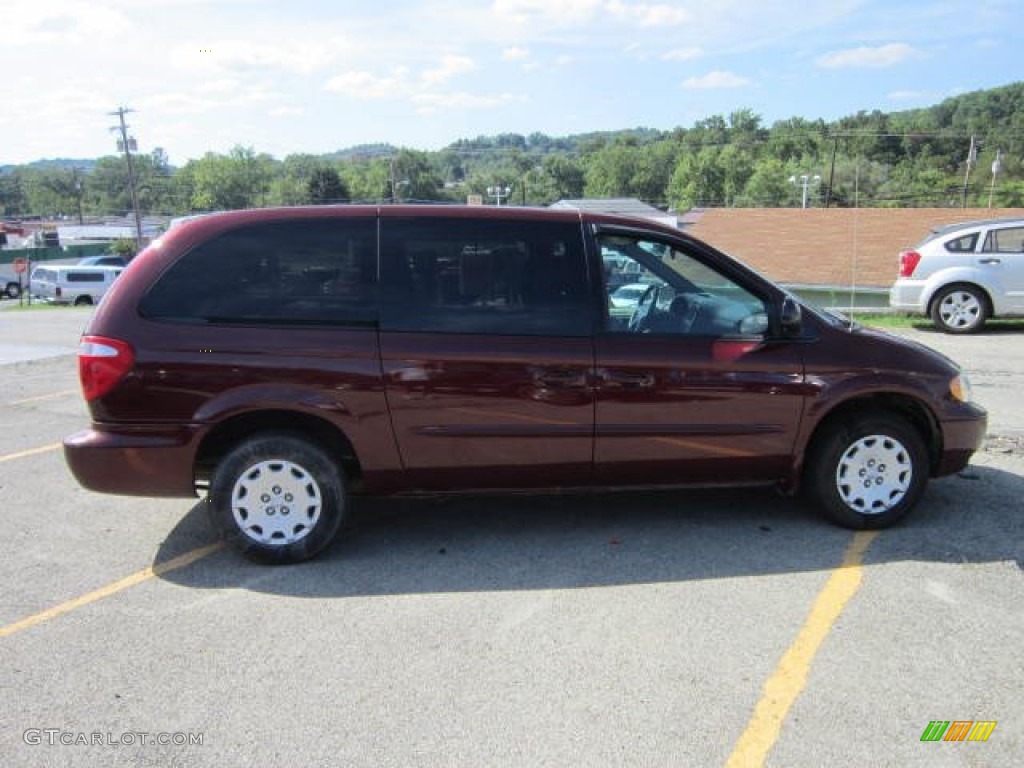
(0, 306), (1020, 767)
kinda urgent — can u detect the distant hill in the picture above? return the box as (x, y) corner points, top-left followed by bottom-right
(0, 158), (97, 174)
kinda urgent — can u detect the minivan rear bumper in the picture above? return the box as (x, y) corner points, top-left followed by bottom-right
(64, 425), (201, 497)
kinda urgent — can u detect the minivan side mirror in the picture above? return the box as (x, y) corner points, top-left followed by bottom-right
(780, 297), (802, 336)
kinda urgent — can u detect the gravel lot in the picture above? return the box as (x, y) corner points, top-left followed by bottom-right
(0, 306), (1020, 768)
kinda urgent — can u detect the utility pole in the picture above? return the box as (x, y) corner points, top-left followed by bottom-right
(108, 107), (144, 249)
(825, 136), (838, 208)
(72, 167), (84, 224)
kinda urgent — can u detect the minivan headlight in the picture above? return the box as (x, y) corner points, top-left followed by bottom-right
(950, 373), (973, 403)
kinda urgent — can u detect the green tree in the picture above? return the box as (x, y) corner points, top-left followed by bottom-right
(738, 158), (791, 206)
(667, 148), (726, 208)
(183, 146), (276, 210)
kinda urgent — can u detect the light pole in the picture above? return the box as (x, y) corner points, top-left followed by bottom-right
(961, 135), (979, 209)
(487, 185), (511, 206)
(988, 149), (1002, 209)
(789, 174), (821, 209)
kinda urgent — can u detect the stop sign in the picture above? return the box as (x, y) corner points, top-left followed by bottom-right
(12, 257), (27, 274)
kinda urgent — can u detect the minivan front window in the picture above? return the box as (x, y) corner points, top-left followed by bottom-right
(598, 234), (767, 337)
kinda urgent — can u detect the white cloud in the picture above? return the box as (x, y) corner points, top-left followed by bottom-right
(662, 47), (703, 62)
(196, 79), (243, 95)
(421, 55), (477, 86)
(324, 70), (406, 99)
(171, 39), (339, 76)
(413, 91), (523, 110)
(503, 47), (531, 61)
(491, 0), (603, 26)
(681, 70), (752, 89)
(608, 1), (689, 27)
(270, 106), (305, 118)
(816, 43), (919, 69)
(6, 0), (131, 46)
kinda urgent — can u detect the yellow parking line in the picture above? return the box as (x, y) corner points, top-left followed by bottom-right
(724, 530), (879, 768)
(0, 542), (225, 639)
(0, 442), (62, 464)
(10, 389), (78, 405)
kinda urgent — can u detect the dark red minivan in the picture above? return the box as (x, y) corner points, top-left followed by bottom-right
(64, 206), (987, 563)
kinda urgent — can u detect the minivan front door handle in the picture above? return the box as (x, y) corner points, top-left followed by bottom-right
(979, 258), (1001, 265)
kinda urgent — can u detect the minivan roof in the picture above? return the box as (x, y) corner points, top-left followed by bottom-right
(149, 204), (687, 255)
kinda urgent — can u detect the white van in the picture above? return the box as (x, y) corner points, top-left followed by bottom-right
(28, 265), (123, 306)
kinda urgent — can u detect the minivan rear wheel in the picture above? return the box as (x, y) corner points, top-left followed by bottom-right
(208, 433), (346, 564)
(806, 414), (928, 529)
(930, 284), (987, 333)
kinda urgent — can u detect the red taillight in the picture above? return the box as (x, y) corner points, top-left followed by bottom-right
(78, 336), (134, 401)
(898, 250), (921, 277)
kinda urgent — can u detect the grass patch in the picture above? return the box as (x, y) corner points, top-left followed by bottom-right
(0, 301), (92, 312)
(847, 312), (1024, 332)
(846, 313), (929, 329)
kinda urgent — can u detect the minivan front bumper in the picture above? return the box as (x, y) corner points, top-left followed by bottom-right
(935, 404), (988, 476)
(64, 425), (202, 497)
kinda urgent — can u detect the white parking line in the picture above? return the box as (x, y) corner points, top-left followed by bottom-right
(0, 443), (62, 464)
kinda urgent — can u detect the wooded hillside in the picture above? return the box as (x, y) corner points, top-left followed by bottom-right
(2, 82), (1021, 218)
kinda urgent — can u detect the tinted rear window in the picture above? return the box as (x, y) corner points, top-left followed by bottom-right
(139, 219), (377, 326)
(380, 218), (590, 336)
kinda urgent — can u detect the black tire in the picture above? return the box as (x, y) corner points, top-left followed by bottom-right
(208, 433), (346, 564)
(5, 283), (20, 299)
(73, 295), (93, 306)
(806, 414), (928, 529)
(930, 284), (988, 334)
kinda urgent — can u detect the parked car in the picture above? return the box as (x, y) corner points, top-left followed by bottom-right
(64, 206), (986, 563)
(29, 265), (123, 306)
(609, 282), (653, 309)
(889, 216), (1024, 333)
(78, 255), (129, 267)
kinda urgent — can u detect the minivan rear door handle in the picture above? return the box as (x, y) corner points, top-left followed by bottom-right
(978, 257), (1001, 265)
(596, 369), (656, 389)
(536, 368), (589, 389)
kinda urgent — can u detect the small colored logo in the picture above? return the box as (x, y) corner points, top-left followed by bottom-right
(920, 720), (997, 742)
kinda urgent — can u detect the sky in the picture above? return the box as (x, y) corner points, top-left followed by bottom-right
(0, 0), (1019, 166)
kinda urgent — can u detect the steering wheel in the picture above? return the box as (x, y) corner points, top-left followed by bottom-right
(627, 285), (657, 332)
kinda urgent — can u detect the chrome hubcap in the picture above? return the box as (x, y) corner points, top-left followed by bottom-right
(938, 291), (981, 329)
(231, 460), (322, 545)
(836, 435), (912, 514)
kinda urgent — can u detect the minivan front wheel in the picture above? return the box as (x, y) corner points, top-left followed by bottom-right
(209, 433), (346, 563)
(806, 414), (928, 529)
(930, 284), (987, 333)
